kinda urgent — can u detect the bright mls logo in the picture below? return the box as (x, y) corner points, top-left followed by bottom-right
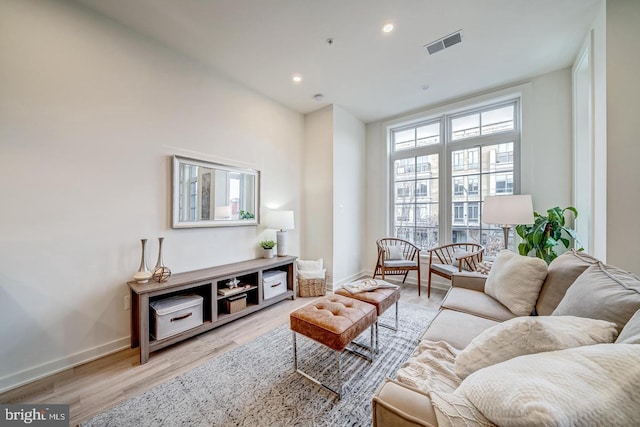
(1, 404), (68, 426)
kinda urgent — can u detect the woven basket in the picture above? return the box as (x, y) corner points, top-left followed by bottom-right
(298, 277), (326, 297)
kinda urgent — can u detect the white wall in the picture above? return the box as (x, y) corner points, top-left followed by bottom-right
(606, 0), (640, 274)
(332, 105), (366, 286)
(302, 107), (334, 282)
(591, 1), (607, 261)
(364, 70), (573, 282)
(0, 0), (303, 391)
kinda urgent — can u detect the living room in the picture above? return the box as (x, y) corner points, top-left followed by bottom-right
(1, 0), (639, 425)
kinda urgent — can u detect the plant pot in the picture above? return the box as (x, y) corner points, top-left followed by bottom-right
(263, 248), (274, 259)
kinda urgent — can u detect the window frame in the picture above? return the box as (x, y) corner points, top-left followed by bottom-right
(388, 98), (521, 253)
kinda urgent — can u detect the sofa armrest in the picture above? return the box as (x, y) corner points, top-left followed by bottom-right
(451, 272), (487, 292)
(372, 378), (438, 427)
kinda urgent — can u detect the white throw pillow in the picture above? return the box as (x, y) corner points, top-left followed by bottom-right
(297, 258), (323, 271)
(297, 268), (326, 280)
(457, 344), (640, 427)
(455, 316), (618, 379)
(385, 245), (404, 260)
(616, 308), (640, 344)
(484, 250), (547, 316)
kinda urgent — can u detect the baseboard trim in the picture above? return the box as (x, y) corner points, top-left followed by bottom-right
(0, 337), (130, 394)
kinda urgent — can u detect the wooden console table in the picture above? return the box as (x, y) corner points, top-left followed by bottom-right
(128, 256), (296, 364)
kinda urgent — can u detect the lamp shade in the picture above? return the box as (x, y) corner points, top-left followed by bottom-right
(265, 210), (295, 230)
(483, 195), (534, 225)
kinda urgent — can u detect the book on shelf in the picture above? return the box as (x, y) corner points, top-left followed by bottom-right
(217, 284), (251, 297)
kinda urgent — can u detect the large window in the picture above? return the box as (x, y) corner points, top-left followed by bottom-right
(390, 100), (520, 256)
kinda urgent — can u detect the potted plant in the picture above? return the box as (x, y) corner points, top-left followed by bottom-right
(515, 206), (581, 264)
(259, 240), (276, 259)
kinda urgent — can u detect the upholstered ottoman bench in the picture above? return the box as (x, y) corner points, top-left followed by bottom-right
(290, 294), (377, 398)
(335, 284), (400, 353)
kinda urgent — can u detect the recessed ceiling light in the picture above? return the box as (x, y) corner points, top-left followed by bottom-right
(382, 23), (394, 33)
(292, 75), (302, 83)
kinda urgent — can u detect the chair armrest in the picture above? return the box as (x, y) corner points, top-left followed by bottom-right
(372, 378), (438, 427)
(451, 272), (487, 292)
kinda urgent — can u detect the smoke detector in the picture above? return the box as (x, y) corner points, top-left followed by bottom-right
(313, 93), (325, 102)
(424, 30), (463, 55)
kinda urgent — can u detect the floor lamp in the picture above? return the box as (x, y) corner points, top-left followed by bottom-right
(483, 195), (534, 250)
(266, 210), (295, 256)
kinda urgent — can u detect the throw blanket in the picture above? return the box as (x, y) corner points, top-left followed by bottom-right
(395, 340), (461, 393)
(395, 341), (495, 426)
(396, 340), (640, 427)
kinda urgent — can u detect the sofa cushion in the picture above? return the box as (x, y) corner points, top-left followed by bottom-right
(457, 344), (640, 427)
(484, 250), (548, 316)
(536, 249), (600, 315)
(552, 262), (640, 333)
(420, 309), (500, 350)
(616, 308), (640, 344)
(429, 263), (460, 276)
(454, 316), (618, 379)
(441, 287), (516, 322)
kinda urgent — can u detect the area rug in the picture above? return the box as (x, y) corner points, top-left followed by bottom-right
(83, 302), (436, 427)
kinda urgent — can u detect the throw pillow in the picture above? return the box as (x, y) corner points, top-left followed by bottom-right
(535, 249), (600, 315)
(297, 258), (323, 271)
(454, 316), (618, 379)
(616, 308), (640, 344)
(385, 245), (404, 260)
(457, 344), (640, 427)
(484, 250), (547, 316)
(552, 262), (640, 333)
(297, 268), (326, 280)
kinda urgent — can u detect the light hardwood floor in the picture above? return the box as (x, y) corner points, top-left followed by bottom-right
(0, 283), (446, 426)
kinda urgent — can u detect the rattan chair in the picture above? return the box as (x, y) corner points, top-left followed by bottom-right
(427, 243), (485, 297)
(372, 238), (422, 295)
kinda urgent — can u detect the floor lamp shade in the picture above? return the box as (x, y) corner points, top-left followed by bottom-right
(483, 195), (534, 249)
(266, 210), (295, 256)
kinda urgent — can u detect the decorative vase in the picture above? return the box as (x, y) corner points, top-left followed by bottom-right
(263, 248), (274, 259)
(152, 237), (172, 283)
(133, 239), (153, 283)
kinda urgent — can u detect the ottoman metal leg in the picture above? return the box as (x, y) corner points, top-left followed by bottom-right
(292, 331), (345, 398)
(378, 300), (399, 332)
(344, 324), (375, 362)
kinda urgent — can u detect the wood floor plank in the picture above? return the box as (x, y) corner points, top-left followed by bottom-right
(0, 284), (446, 426)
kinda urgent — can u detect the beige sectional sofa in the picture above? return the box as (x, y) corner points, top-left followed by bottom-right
(372, 250), (640, 427)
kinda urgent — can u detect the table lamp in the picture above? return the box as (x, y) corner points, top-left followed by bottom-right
(483, 195), (534, 250)
(266, 210), (294, 256)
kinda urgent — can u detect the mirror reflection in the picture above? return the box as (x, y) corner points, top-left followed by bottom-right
(172, 155), (259, 228)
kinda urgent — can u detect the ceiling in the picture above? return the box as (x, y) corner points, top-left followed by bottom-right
(76, 0), (601, 123)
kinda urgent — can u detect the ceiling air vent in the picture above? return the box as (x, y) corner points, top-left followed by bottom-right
(425, 30), (463, 55)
